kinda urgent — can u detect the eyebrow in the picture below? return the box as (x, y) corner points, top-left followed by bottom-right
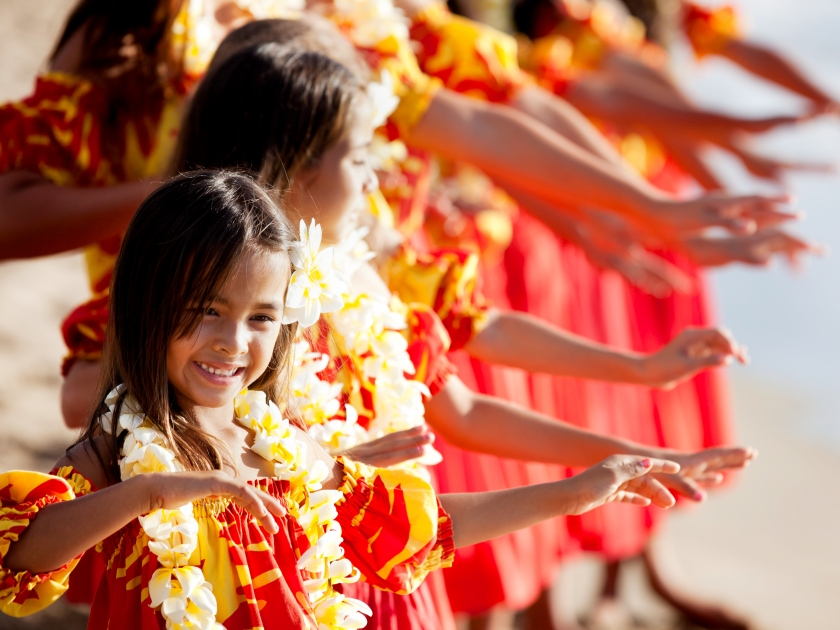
(210, 296), (282, 310)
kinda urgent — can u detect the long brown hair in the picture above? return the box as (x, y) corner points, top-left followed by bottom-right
(51, 0), (188, 139)
(173, 40), (365, 196)
(74, 170), (298, 484)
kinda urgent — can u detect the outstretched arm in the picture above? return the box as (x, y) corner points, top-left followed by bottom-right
(0, 172), (156, 260)
(3, 449), (286, 575)
(441, 455), (678, 548)
(465, 310), (747, 387)
(720, 39), (839, 112)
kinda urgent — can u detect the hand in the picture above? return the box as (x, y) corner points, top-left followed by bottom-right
(641, 327), (748, 389)
(343, 425), (435, 467)
(684, 228), (826, 268)
(140, 471), (287, 534)
(575, 209), (693, 297)
(564, 455), (680, 515)
(726, 141), (836, 185)
(653, 192), (800, 237)
(654, 446), (758, 502)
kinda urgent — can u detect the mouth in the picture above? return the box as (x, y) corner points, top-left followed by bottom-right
(194, 361), (245, 382)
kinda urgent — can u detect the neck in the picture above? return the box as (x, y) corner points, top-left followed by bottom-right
(183, 399), (237, 434)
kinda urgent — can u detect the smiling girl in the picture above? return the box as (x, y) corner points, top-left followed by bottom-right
(0, 171), (685, 629)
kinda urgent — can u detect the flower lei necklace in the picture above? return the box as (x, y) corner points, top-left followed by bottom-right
(102, 384), (371, 630)
(286, 223), (442, 467)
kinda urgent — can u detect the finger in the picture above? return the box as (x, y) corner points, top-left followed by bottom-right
(610, 491), (652, 506)
(660, 473), (706, 502)
(616, 456), (680, 481)
(690, 446), (756, 473)
(695, 472), (725, 487)
(624, 475), (676, 508)
(364, 445), (427, 467)
(229, 486), (285, 534)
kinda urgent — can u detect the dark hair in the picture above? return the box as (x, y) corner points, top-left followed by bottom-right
(74, 170), (297, 483)
(51, 0), (188, 142)
(618, 0), (679, 47)
(208, 17), (371, 78)
(173, 41), (365, 195)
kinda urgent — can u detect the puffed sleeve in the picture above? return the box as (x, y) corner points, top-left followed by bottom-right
(60, 293), (111, 376)
(383, 244), (490, 352)
(409, 3), (530, 103)
(0, 73), (116, 185)
(335, 457), (454, 594)
(349, 28), (444, 138)
(0, 470), (89, 617)
(682, 2), (741, 59)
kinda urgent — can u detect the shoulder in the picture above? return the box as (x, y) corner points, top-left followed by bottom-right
(49, 23), (87, 74)
(54, 435), (113, 490)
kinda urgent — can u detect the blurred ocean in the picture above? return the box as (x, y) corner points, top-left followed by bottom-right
(675, 0), (840, 448)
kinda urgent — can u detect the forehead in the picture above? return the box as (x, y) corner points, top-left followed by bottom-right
(218, 248), (291, 301)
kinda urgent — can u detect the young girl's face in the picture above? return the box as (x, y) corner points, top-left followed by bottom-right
(287, 97), (378, 245)
(167, 249), (291, 410)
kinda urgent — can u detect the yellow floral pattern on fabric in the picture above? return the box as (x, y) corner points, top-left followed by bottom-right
(0, 471), (80, 617)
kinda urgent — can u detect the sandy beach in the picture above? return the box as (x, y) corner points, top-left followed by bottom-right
(0, 1), (838, 629)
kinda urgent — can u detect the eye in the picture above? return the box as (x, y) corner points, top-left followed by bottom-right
(204, 307), (219, 317)
(251, 314), (275, 323)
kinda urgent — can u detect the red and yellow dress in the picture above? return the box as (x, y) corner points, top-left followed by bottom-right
(0, 72), (183, 374)
(0, 461), (453, 627)
(302, 290), (458, 630)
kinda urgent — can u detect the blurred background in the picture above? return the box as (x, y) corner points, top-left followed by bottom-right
(0, 0), (837, 628)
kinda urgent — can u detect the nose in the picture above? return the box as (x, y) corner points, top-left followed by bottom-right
(362, 162), (379, 195)
(212, 319), (249, 357)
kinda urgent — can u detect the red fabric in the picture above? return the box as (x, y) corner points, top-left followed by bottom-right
(60, 294), (110, 376)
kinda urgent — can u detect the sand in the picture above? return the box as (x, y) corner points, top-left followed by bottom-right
(0, 1), (838, 629)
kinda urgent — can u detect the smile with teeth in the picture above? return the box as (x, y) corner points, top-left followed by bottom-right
(196, 362), (242, 377)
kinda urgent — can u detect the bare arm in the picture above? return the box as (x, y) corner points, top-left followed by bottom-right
(3, 446), (286, 575)
(424, 376), (646, 466)
(0, 172), (156, 260)
(510, 85), (631, 169)
(564, 74), (801, 144)
(720, 39), (838, 110)
(440, 456), (678, 548)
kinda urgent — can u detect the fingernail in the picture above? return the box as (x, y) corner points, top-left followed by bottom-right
(693, 491), (705, 501)
(639, 458), (651, 468)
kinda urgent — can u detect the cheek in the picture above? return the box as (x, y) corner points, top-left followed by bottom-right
(247, 329), (282, 378)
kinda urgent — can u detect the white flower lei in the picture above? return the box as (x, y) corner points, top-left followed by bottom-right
(286, 226), (442, 466)
(102, 387), (371, 628)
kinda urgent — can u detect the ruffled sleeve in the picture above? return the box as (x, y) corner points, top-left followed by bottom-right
(389, 297), (458, 395)
(0, 73), (116, 185)
(683, 2), (741, 59)
(335, 457), (454, 594)
(383, 244), (490, 352)
(0, 470), (85, 617)
(409, 3), (530, 103)
(346, 27), (443, 138)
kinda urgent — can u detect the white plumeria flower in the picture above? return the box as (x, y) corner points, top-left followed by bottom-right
(366, 70), (400, 129)
(333, 294), (407, 357)
(362, 330), (416, 381)
(236, 0), (305, 18)
(313, 593), (373, 630)
(284, 220), (348, 327)
(333, 0), (410, 47)
(309, 405), (369, 454)
(333, 226), (377, 275)
(368, 134), (408, 171)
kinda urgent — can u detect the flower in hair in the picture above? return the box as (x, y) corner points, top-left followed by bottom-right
(366, 70), (400, 129)
(284, 220), (348, 327)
